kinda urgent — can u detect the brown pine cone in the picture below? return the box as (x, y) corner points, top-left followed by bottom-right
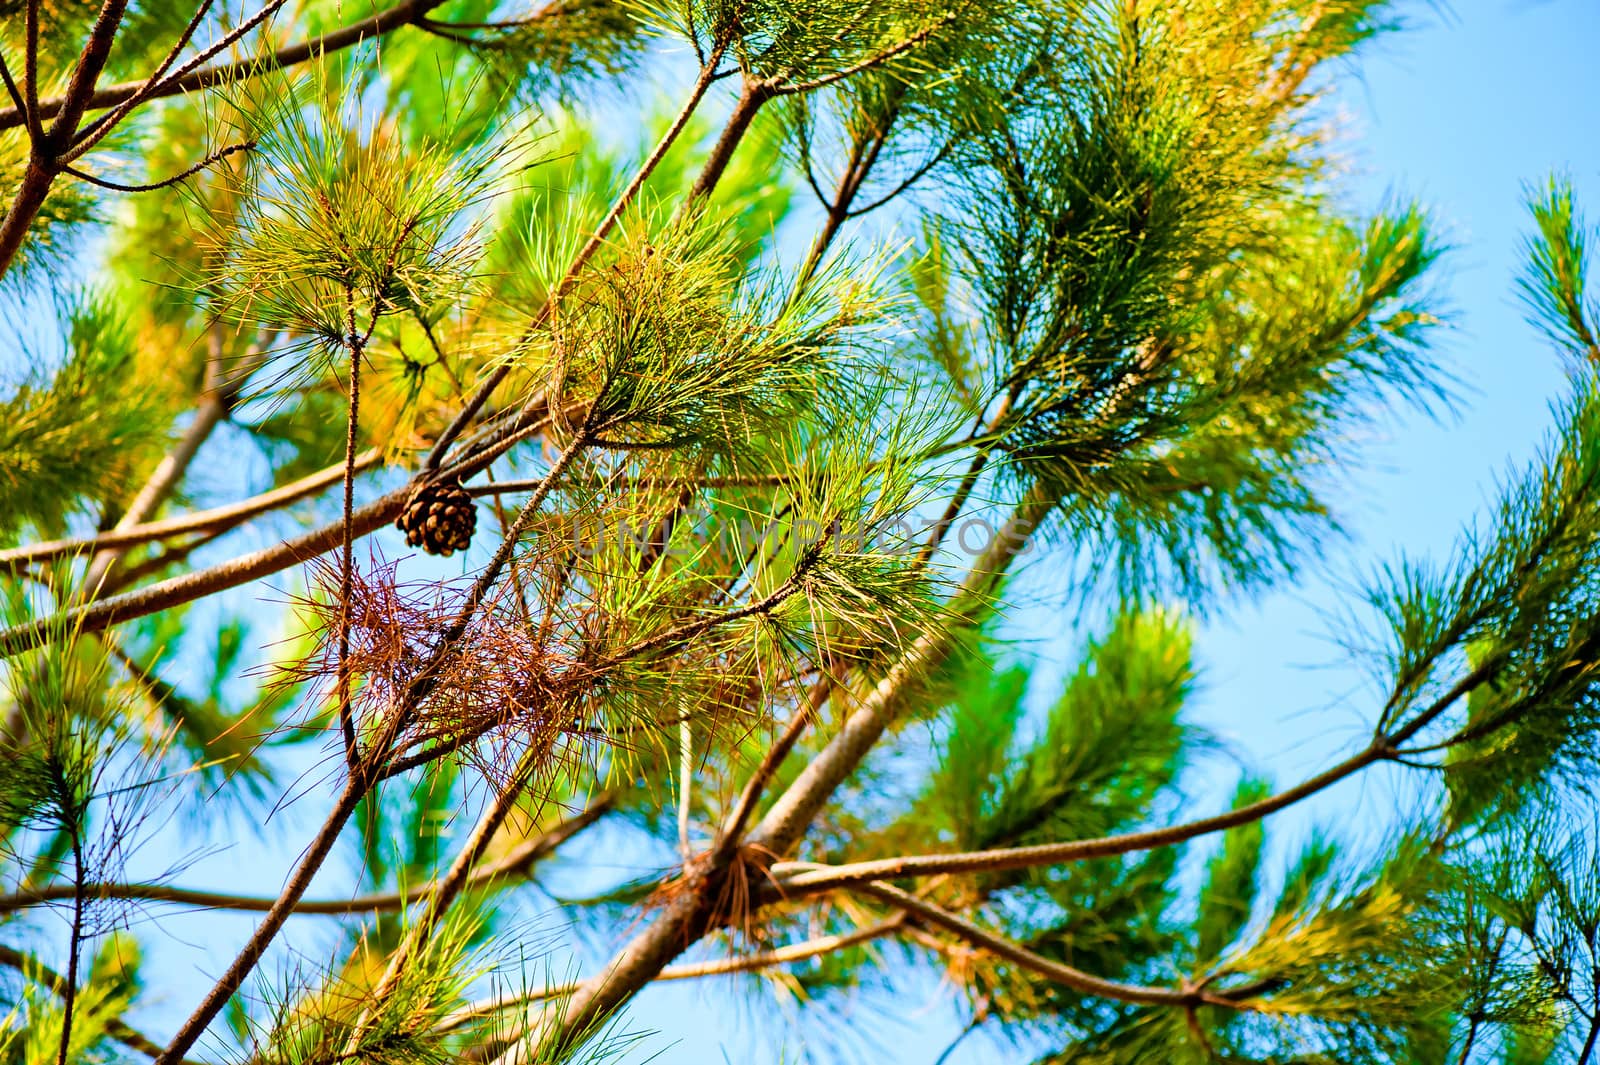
(395, 477), (477, 557)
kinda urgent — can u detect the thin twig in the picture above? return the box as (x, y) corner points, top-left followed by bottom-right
(55, 818), (86, 1065)
(0, 51), (27, 117)
(931, 1019), (980, 1065)
(716, 671), (834, 852)
(844, 141), (952, 220)
(336, 298), (364, 767)
(771, 19), (953, 97)
(62, 139), (255, 192)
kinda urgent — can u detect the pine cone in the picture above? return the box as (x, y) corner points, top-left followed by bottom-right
(396, 477), (477, 557)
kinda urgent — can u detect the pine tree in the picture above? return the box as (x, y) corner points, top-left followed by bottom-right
(0, 1), (1596, 1062)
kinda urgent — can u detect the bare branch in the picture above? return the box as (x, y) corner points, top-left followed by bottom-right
(0, 50), (28, 118)
(770, 745), (1383, 895)
(767, 658), (1507, 899)
(0, 450), (383, 573)
(849, 881), (1265, 1012)
(438, 916), (904, 1034)
(0, 793), (613, 917)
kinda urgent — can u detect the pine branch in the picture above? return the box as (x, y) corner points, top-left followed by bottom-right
(378, 557), (820, 783)
(765, 742), (1382, 896)
(0, 0), (451, 134)
(795, 87), (900, 288)
(770, 17), (954, 97)
(0, 400), (562, 657)
(0, 0), (130, 276)
(681, 78), (774, 205)
(747, 486), (1055, 858)
(157, 416), (599, 1064)
(1, 489), (404, 656)
(40, 0), (128, 142)
(416, 4), (577, 34)
(712, 87), (942, 849)
(158, 48), (791, 649)
(96, 531), (229, 593)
